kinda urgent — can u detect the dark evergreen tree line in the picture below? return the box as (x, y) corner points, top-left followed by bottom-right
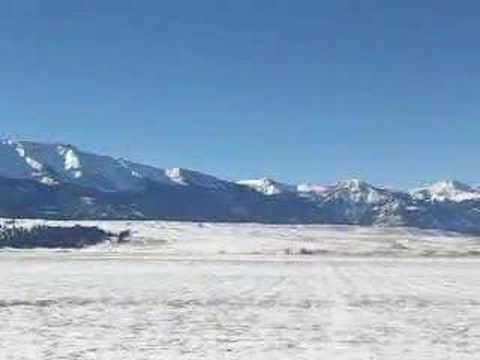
(0, 225), (129, 249)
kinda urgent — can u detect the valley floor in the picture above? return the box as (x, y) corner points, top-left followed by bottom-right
(1, 221), (480, 359)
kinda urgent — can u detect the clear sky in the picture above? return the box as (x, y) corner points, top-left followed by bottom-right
(1, 1), (479, 188)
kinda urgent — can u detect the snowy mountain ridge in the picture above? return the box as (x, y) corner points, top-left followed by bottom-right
(0, 140), (230, 192)
(237, 178), (296, 196)
(0, 139), (476, 202)
(0, 139), (479, 234)
(411, 180), (480, 202)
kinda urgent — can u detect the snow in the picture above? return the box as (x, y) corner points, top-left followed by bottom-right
(0, 143), (33, 179)
(118, 159), (173, 185)
(338, 178), (366, 191)
(237, 178), (296, 195)
(412, 180), (480, 202)
(39, 176), (58, 185)
(325, 179), (389, 204)
(165, 167), (187, 185)
(264, 179), (394, 204)
(0, 141), (149, 191)
(0, 140), (154, 191)
(1, 220), (480, 359)
(2, 219), (480, 260)
(166, 168), (230, 190)
(297, 182), (330, 194)
(61, 147), (81, 171)
(14, 144), (26, 157)
(1, 142), (42, 174)
(81, 196), (96, 205)
(24, 156), (44, 172)
(67, 151), (146, 191)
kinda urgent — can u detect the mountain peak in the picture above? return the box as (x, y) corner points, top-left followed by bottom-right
(431, 180), (472, 191)
(412, 180), (480, 202)
(337, 179), (372, 191)
(237, 178), (295, 196)
(326, 179), (391, 204)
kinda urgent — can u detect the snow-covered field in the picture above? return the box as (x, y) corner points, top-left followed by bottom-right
(1, 220), (480, 359)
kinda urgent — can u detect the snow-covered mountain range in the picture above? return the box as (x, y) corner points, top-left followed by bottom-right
(0, 139), (225, 191)
(1, 139), (480, 234)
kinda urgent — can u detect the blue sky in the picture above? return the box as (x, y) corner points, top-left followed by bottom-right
(1, 1), (479, 188)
